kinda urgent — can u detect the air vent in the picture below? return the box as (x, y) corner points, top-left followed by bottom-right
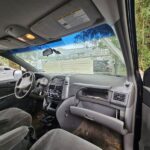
(111, 92), (128, 106)
(113, 92), (126, 102)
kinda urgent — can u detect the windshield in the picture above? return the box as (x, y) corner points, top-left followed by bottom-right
(11, 24), (126, 76)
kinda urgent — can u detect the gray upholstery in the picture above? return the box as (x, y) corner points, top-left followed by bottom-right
(56, 97), (82, 132)
(31, 0), (102, 39)
(0, 126), (29, 150)
(0, 107), (32, 135)
(0, 0), (67, 38)
(57, 96), (127, 135)
(139, 104), (150, 150)
(30, 129), (102, 150)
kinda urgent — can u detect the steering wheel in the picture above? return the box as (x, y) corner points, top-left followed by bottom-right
(14, 72), (35, 99)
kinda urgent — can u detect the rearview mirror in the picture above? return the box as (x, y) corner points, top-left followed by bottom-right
(43, 48), (53, 56)
(43, 48), (61, 56)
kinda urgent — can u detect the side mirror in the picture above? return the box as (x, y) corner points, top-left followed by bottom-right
(13, 70), (22, 80)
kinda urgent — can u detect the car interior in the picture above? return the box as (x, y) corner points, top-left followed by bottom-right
(0, 0), (150, 150)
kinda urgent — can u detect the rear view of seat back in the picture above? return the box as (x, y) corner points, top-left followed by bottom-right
(30, 129), (102, 150)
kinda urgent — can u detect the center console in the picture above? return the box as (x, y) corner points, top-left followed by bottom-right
(41, 76), (67, 128)
(43, 76), (65, 114)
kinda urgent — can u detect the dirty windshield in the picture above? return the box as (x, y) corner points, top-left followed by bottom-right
(12, 24), (126, 76)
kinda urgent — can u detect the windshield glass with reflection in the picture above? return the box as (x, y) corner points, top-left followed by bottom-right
(10, 24), (126, 76)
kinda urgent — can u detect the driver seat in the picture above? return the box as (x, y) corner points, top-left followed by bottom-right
(0, 107), (32, 135)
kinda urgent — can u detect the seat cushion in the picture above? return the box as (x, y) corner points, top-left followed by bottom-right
(0, 107), (32, 135)
(30, 129), (102, 150)
(56, 97), (83, 132)
(0, 126), (29, 150)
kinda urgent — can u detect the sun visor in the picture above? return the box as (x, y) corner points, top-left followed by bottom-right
(31, 0), (103, 39)
(0, 37), (28, 50)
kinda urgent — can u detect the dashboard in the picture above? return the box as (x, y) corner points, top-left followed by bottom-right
(31, 73), (133, 111)
(27, 72), (135, 145)
(47, 76), (65, 101)
(36, 77), (49, 86)
(29, 72), (134, 135)
(31, 73), (70, 112)
(32, 74), (67, 98)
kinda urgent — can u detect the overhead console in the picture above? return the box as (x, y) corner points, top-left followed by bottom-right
(31, 0), (103, 39)
(0, 25), (47, 50)
(0, 36), (28, 50)
(5, 25), (47, 45)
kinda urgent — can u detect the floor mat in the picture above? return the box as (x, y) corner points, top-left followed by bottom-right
(32, 111), (46, 138)
(32, 111), (60, 139)
(74, 119), (123, 150)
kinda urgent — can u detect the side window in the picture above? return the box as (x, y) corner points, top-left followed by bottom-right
(135, 0), (150, 79)
(0, 56), (24, 81)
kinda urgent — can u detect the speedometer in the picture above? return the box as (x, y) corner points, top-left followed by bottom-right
(40, 77), (49, 86)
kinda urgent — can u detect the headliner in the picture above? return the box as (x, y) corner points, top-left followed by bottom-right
(0, 0), (120, 51)
(0, 0), (67, 38)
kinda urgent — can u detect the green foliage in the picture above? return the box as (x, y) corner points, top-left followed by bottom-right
(0, 56), (9, 66)
(135, 0), (150, 71)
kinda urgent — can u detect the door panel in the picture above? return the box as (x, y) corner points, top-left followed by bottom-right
(0, 80), (16, 97)
(139, 103), (150, 150)
(0, 94), (16, 110)
(0, 80), (34, 113)
(143, 86), (150, 107)
(139, 67), (150, 150)
(0, 56), (32, 111)
(0, 79), (17, 110)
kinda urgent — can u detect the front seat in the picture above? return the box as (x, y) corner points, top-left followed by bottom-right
(30, 129), (102, 150)
(0, 107), (32, 135)
(0, 126), (30, 150)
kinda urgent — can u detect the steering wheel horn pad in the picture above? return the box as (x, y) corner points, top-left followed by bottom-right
(15, 72), (35, 99)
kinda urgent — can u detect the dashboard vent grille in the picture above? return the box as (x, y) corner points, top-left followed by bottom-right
(113, 92), (126, 102)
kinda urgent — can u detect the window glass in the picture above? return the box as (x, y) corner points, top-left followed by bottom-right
(0, 56), (21, 81)
(135, 0), (150, 77)
(12, 24), (127, 76)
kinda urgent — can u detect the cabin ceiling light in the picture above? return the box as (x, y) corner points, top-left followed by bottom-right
(24, 33), (36, 40)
